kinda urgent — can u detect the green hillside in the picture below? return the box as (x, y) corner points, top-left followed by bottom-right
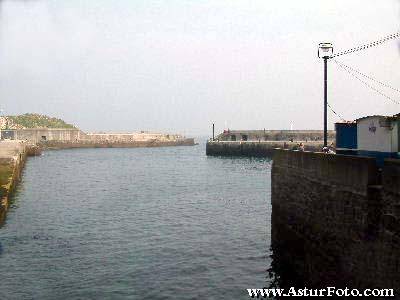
(6, 113), (76, 129)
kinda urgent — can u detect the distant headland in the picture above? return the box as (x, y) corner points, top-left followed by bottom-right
(0, 113), (76, 130)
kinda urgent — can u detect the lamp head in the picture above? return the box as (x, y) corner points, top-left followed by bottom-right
(318, 42), (333, 59)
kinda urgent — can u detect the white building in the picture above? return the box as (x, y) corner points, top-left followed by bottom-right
(356, 115), (399, 155)
(336, 114), (399, 165)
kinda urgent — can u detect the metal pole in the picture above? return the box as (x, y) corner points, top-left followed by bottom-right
(212, 123), (215, 141)
(324, 57), (328, 147)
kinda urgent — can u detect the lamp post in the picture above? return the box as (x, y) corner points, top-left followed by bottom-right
(318, 43), (333, 148)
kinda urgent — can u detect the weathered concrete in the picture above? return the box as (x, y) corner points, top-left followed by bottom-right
(206, 141), (325, 157)
(1, 128), (195, 149)
(39, 138), (195, 150)
(2, 128), (82, 143)
(271, 149), (400, 291)
(84, 132), (186, 142)
(216, 129), (335, 142)
(0, 141), (32, 224)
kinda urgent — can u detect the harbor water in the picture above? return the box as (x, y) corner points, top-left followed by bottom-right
(0, 141), (272, 299)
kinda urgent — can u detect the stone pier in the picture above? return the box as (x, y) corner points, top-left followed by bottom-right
(0, 141), (40, 224)
(271, 149), (400, 291)
(206, 141), (325, 157)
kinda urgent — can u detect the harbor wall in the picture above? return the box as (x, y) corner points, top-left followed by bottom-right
(83, 132), (185, 142)
(0, 141), (34, 224)
(206, 141), (325, 157)
(39, 138), (195, 150)
(2, 128), (82, 143)
(1, 129), (195, 149)
(217, 129), (335, 142)
(271, 149), (400, 290)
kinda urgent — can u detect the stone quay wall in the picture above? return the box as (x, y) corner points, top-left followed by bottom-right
(217, 129), (335, 142)
(0, 141), (40, 224)
(206, 141), (325, 157)
(271, 149), (400, 290)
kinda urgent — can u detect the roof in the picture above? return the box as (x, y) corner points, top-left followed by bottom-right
(335, 121), (356, 125)
(355, 114), (399, 122)
(356, 115), (387, 121)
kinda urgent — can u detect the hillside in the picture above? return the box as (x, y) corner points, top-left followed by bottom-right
(0, 113), (76, 129)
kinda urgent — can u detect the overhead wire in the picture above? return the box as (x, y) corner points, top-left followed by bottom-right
(332, 59), (400, 105)
(332, 59), (400, 94)
(331, 32), (400, 58)
(322, 31), (400, 122)
(327, 102), (347, 122)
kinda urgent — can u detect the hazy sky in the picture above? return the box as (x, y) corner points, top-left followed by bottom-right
(0, 0), (399, 135)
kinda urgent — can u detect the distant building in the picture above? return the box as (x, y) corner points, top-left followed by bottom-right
(336, 114), (399, 165)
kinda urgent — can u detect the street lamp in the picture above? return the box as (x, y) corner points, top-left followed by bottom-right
(318, 42), (333, 148)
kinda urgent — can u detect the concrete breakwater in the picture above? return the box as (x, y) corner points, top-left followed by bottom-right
(39, 138), (195, 150)
(216, 129), (335, 142)
(271, 149), (400, 290)
(1, 128), (195, 149)
(206, 141), (325, 157)
(0, 141), (40, 224)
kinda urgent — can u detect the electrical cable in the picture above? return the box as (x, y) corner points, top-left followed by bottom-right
(327, 102), (347, 122)
(333, 59), (400, 94)
(331, 32), (400, 58)
(332, 59), (400, 105)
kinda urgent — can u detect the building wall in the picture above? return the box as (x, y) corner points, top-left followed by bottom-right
(357, 116), (398, 153)
(271, 149), (400, 289)
(335, 123), (357, 150)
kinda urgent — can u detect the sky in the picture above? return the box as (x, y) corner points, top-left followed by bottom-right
(0, 0), (399, 136)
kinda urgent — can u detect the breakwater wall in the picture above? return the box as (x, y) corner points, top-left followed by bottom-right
(0, 141), (40, 224)
(1, 128), (196, 150)
(271, 149), (400, 290)
(206, 141), (324, 157)
(217, 129), (335, 142)
(1, 128), (194, 146)
(39, 138), (195, 150)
